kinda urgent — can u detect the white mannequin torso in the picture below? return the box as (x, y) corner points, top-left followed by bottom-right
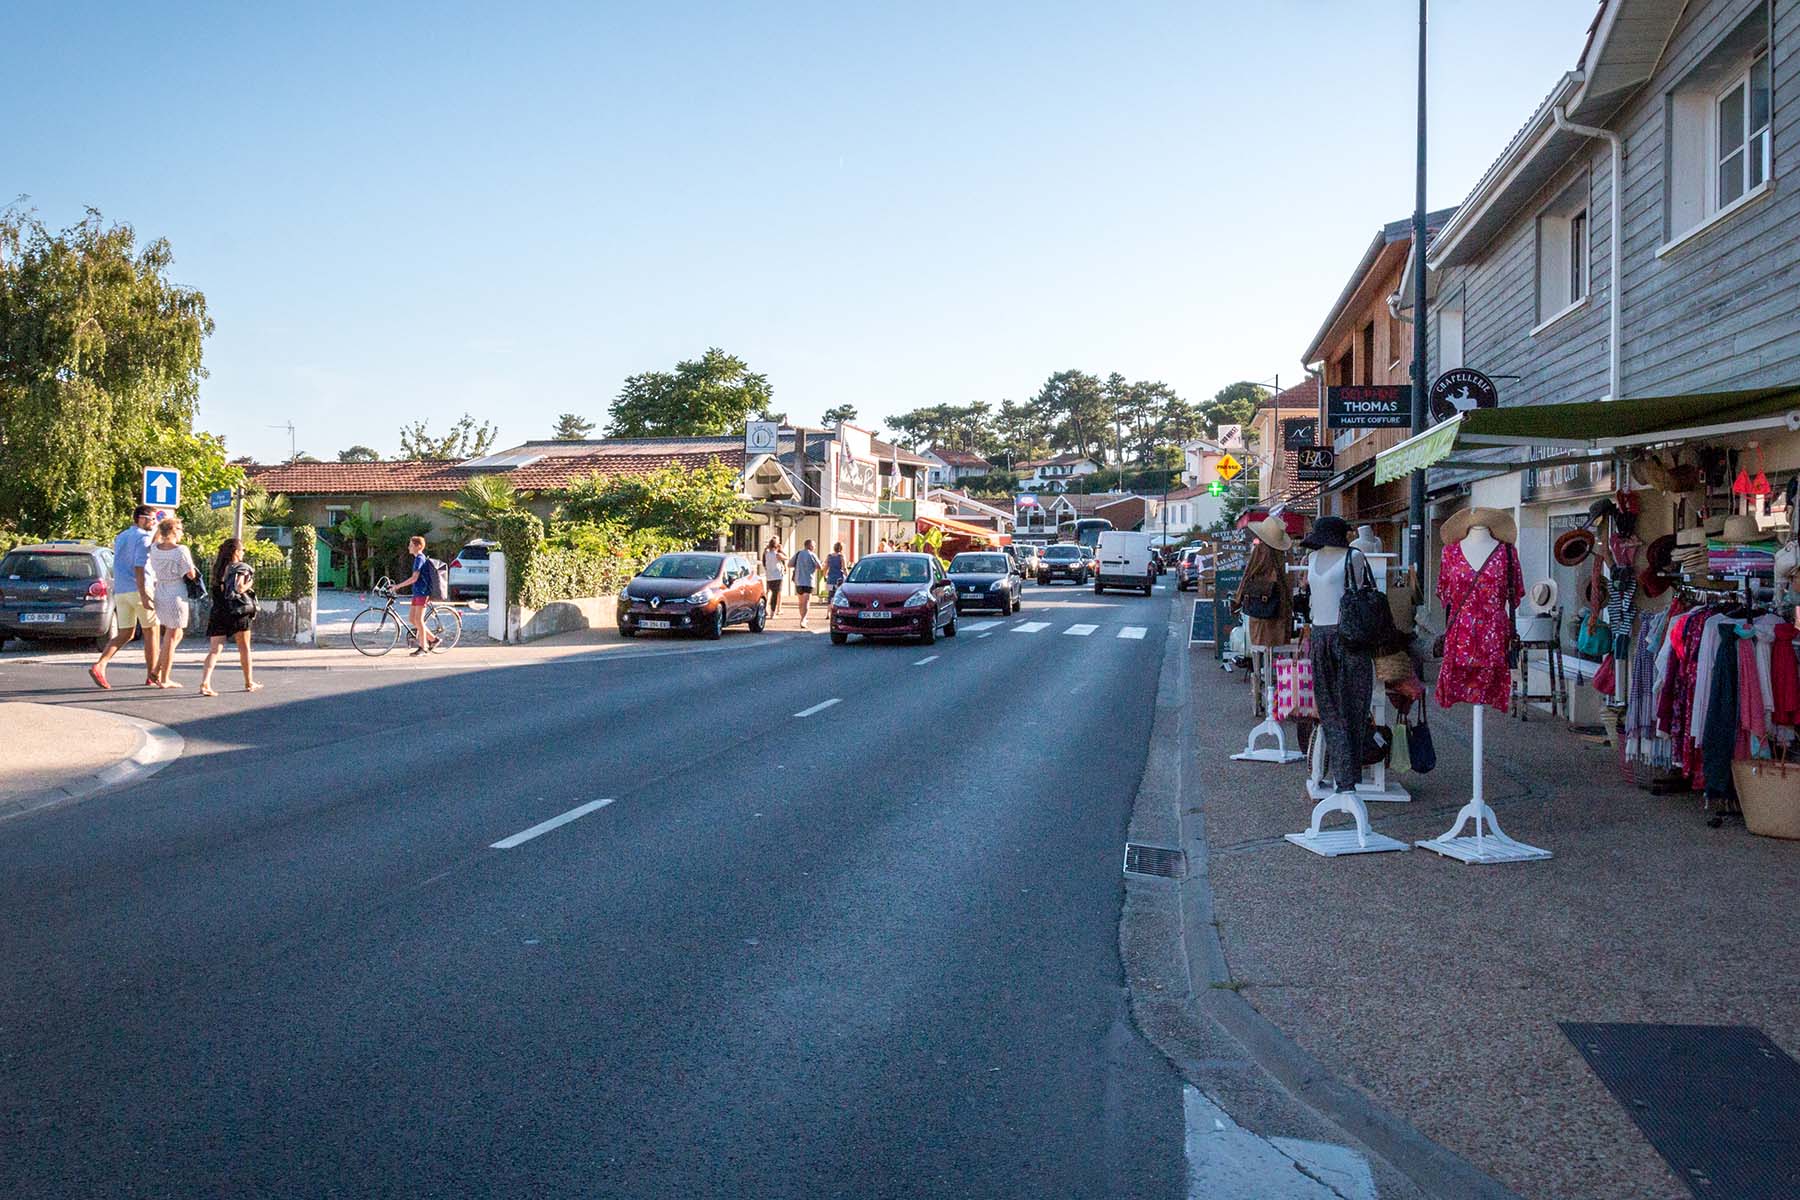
(1307, 547), (1350, 626)
(1460, 525), (1499, 571)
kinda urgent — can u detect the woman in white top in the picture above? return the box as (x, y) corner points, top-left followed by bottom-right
(146, 517), (198, 688)
(762, 536), (788, 617)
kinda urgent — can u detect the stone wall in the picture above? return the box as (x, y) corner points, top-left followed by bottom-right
(504, 595), (616, 643)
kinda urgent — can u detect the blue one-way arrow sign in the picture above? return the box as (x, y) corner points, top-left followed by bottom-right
(142, 466), (182, 508)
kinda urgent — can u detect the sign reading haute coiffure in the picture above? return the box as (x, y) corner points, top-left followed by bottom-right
(1325, 385), (1410, 429)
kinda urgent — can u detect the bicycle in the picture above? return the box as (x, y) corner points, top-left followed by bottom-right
(349, 577), (463, 657)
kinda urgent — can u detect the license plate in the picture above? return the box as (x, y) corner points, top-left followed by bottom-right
(467, 565), (487, 574)
(961, 590), (980, 597)
(861, 611), (893, 620)
(640, 619), (671, 630)
(21, 612), (66, 623)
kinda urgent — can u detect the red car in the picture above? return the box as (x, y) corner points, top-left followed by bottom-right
(828, 553), (959, 645)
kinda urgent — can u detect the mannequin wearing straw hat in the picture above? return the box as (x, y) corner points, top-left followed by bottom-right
(1231, 516), (1304, 764)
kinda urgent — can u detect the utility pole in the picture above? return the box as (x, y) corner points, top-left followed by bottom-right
(232, 487), (246, 542)
(1408, 0), (1430, 579)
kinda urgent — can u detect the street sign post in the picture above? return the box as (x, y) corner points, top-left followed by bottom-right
(208, 488), (235, 510)
(1214, 453), (1243, 482)
(142, 466), (181, 509)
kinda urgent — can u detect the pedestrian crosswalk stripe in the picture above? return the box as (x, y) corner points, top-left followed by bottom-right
(1012, 621), (1050, 634)
(1119, 626), (1147, 639)
(1065, 624), (1097, 636)
(962, 620), (1000, 631)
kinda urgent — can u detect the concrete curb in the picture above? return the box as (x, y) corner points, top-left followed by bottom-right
(0, 710), (185, 823)
(1122, 599), (1523, 1200)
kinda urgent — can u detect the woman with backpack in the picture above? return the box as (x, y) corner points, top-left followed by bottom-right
(198, 537), (262, 696)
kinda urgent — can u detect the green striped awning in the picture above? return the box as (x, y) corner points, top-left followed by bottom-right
(1373, 386), (1800, 485)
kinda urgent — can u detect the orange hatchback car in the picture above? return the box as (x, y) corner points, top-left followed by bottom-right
(617, 552), (767, 639)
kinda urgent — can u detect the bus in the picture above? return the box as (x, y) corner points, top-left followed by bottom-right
(1059, 517), (1114, 549)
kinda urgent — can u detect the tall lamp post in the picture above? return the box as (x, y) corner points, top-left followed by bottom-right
(1408, 0), (1430, 579)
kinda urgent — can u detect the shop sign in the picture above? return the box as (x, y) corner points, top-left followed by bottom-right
(744, 420), (779, 455)
(1281, 418), (1318, 450)
(1295, 446), (1335, 482)
(1521, 452), (1614, 503)
(1428, 368), (1500, 424)
(1326, 385), (1410, 429)
(835, 452), (879, 505)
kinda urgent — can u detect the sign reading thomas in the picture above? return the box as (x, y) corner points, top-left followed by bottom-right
(142, 466), (181, 509)
(1325, 385), (1409, 429)
(1429, 368), (1500, 424)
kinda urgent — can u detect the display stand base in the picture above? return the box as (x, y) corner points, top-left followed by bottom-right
(1415, 799), (1551, 864)
(1285, 829), (1411, 857)
(1232, 717), (1305, 764)
(1305, 776), (1410, 804)
(1285, 789), (1408, 857)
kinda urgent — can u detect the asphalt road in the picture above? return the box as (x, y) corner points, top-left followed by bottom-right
(0, 578), (1186, 1198)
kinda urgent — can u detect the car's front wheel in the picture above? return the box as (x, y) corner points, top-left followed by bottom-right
(944, 609), (957, 637)
(830, 631), (848, 645)
(918, 613), (937, 645)
(702, 606), (725, 640)
(619, 624), (637, 638)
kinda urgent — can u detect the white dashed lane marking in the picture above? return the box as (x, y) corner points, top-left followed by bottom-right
(490, 799), (615, 849)
(1064, 624), (1097, 637)
(913, 655), (939, 666)
(793, 698), (842, 718)
(1012, 622), (1050, 634)
(1119, 626), (1148, 639)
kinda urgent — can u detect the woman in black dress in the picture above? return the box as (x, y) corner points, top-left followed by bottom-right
(198, 538), (262, 696)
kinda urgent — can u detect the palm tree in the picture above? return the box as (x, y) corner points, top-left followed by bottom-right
(330, 502), (379, 590)
(439, 474), (520, 542)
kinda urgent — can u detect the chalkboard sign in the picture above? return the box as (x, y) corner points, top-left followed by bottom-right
(1192, 570), (1243, 655)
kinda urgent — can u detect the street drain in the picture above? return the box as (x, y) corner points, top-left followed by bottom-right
(1123, 843), (1185, 879)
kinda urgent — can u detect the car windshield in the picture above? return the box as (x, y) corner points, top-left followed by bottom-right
(846, 556), (932, 584)
(639, 554), (721, 580)
(1044, 546), (1080, 560)
(949, 554), (1007, 574)
(1, 552), (98, 581)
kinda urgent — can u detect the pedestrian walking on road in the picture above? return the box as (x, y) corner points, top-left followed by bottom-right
(762, 536), (788, 617)
(389, 535), (440, 656)
(198, 538), (262, 696)
(825, 541), (848, 593)
(146, 518), (198, 688)
(91, 504), (161, 690)
(791, 539), (821, 629)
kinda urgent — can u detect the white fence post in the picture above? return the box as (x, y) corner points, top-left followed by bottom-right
(489, 549), (508, 642)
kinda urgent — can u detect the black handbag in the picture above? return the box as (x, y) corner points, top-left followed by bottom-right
(1240, 578), (1281, 620)
(184, 573), (207, 601)
(1407, 713), (1437, 773)
(1338, 551), (1400, 654)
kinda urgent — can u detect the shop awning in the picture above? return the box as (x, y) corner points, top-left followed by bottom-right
(917, 514), (1004, 545)
(1373, 386), (1800, 485)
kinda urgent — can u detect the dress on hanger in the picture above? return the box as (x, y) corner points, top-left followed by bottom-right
(1436, 542), (1522, 710)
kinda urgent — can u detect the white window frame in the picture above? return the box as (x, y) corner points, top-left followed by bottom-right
(1533, 175), (1590, 333)
(1568, 208), (1589, 305)
(1711, 50), (1772, 214)
(324, 505), (352, 527)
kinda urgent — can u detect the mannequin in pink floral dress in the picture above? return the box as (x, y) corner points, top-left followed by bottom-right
(1437, 508), (1523, 711)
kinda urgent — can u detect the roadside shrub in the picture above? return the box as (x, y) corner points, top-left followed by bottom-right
(290, 524), (317, 601)
(494, 511), (685, 609)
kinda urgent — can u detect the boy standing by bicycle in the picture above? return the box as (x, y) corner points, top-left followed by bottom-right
(389, 535), (439, 656)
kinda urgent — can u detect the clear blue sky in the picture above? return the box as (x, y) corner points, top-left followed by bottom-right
(15, 1), (1599, 462)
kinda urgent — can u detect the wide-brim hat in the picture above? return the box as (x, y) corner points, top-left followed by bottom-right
(1553, 528), (1596, 567)
(1300, 515), (1351, 550)
(1528, 579), (1559, 612)
(1642, 533), (1677, 575)
(1723, 513), (1764, 543)
(1440, 506), (1517, 546)
(1248, 515), (1291, 551)
(1638, 566), (1674, 599)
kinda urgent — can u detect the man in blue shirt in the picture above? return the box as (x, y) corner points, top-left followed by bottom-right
(388, 535), (439, 656)
(91, 505), (160, 689)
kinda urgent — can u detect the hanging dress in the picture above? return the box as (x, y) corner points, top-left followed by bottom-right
(1436, 541), (1522, 710)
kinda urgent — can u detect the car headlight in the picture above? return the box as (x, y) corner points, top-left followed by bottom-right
(904, 589), (932, 608)
(696, 587), (721, 603)
(989, 580), (1006, 590)
(831, 589), (850, 608)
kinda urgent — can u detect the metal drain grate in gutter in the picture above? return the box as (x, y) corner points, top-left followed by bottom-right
(1123, 843), (1186, 879)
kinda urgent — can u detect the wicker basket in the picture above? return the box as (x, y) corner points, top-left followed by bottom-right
(1374, 649), (1414, 685)
(1731, 758), (1800, 840)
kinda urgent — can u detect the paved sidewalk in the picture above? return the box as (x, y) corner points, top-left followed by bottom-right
(1190, 651), (1800, 1200)
(0, 702), (183, 818)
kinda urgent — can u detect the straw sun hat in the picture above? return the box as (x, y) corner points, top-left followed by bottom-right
(1440, 506), (1518, 546)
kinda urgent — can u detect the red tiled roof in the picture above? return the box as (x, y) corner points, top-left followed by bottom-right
(249, 447), (747, 495)
(928, 445), (992, 469)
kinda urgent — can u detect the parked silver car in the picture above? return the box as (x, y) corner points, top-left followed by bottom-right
(0, 541), (118, 649)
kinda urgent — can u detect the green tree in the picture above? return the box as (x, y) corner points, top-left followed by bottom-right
(338, 445), (380, 462)
(0, 207), (215, 538)
(606, 348), (772, 437)
(822, 403), (858, 427)
(438, 474), (521, 542)
(398, 413), (497, 460)
(556, 459), (750, 546)
(1199, 382), (1270, 439)
(1034, 369), (1109, 462)
(551, 412), (595, 440)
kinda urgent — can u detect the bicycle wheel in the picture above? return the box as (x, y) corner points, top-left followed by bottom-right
(350, 607), (400, 657)
(425, 604), (462, 651)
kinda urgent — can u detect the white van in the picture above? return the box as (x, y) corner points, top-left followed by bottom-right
(1094, 530), (1158, 595)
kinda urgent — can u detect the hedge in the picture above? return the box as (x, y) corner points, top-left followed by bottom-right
(494, 510), (684, 610)
(291, 524), (317, 602)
